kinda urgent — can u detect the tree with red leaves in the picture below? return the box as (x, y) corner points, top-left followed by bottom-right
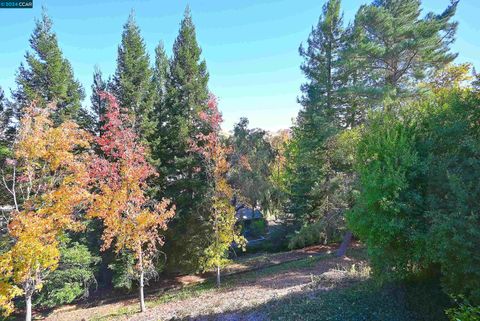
(88, 92), (175, 312)
(190, 95), (245, 287)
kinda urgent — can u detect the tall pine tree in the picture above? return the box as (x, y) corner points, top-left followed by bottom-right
(155, 7), (213, 273)
(0, 87), (14, 154)
(111, 12), (155, 140)
(351, 0), (458, 105)
(287, 0), (345, 222)
(149, 42), (170, 173)
(335, 22), (372, 128)
(90, 66), (109, 134)
(13, 10), (87, 125)
(0, 86), (14, 207)
(152, 42), (169, 110)
(298, 0), (344, 120)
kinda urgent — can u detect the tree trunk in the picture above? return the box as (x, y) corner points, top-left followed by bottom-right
(336, 230), (352, 257)
(25, 294), (32, 321)
(139, 267), (146, 312)
(138, 249), (146, 313)
(326, 35), (332, 112)
(216, 265), (221, 288)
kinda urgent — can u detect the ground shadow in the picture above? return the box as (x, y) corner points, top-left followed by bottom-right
(170, 277), (452, 321)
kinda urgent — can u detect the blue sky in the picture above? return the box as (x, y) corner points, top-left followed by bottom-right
(0, 0), (479, 131)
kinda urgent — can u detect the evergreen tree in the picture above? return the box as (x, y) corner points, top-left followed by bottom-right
(149, 42), (170, 173)
(12, 10), (87, 125)
(111, 12), (155, 140)
(285, 116), (337, 222)
(156, 7), (212, 273)
(286, 0), (345, 223)
(168, 8), (209, 115)
(336, 23), (372, 128)
(152, 42), (169, 109)
(298, 0), (344, 120)
(90, 66), (109, 134)
(0, 87), (14, 208)
(34, 239), (100, 309)
(0, 87), (14, 154)
(352, 0), (459, 105)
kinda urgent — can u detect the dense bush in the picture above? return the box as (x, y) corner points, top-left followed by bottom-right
(108, 251), (137, 290)
(447, 299), (480, 321)
(288, 219), (344, 250)
(247, 221), (299, 253)
(348, 89), (480, 304)
(347, 110), (421, 279)
(35, 241), (100, 308)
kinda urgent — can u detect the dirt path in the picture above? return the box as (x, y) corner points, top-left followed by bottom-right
(42, 245), (365, 321)
(131, 254), (366, 321)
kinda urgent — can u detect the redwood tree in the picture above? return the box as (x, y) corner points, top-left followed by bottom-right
(88, 92), (174, 312)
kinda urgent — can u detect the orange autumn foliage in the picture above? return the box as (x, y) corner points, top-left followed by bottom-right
(0, 103), (91, 316)
(88, 92), (175, 275)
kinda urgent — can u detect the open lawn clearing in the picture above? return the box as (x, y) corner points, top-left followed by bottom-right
(41, 247), (367, 321)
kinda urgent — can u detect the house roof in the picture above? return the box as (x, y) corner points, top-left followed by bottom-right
(235, 206), (263, 220)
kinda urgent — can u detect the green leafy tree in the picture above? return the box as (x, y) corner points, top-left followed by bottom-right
(347, 110), (421, 278)
(348, 88), (480, 305)
(420, 90), (480, 304)
(228, 118), (275, 211)
(12, 10), (88, 126)
(267, 129), (290, 219)
(422, 62), (472, 93)
(447, 299), (480, 321)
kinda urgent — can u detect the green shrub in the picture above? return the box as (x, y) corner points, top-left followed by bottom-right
(288, 219), (343, 250)
(348, 89), (480, 304)
(108, 251), (136, 290)
(243, 221), (299, 253)
(447, 299), (480, 321)
(35, 241), (100, 308)
(347, 109), (421, 279)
